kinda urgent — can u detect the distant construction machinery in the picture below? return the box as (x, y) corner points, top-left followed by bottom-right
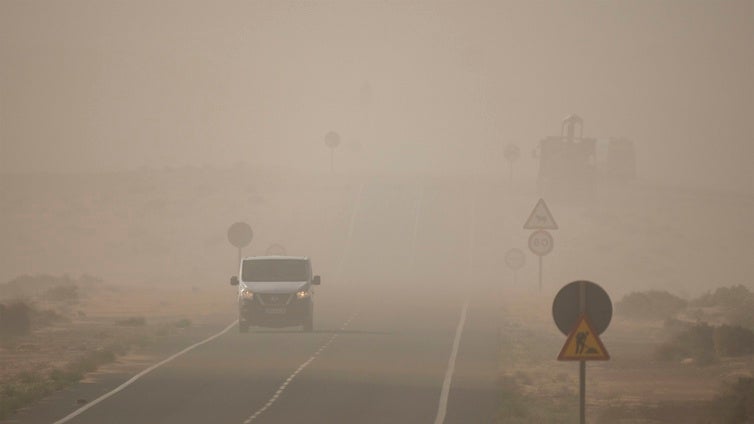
(534, 115), (636, 197)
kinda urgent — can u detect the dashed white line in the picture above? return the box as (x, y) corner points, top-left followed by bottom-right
(53, 319), (239, 424)
(242, 313), (359, 423)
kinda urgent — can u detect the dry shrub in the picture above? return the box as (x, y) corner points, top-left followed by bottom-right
(689, 286), (754, 330)
(115, 316), (146, 326)
(42, 285), (79, 304)
(655, 322), (715, 365)
(0, 301), (32, 337)
(616, 290), (687, 320)
(714, 325), (754, 357)
(716, 377), (754, 424)
(692, 285), (754, 309)
(656, 322), (754, 364)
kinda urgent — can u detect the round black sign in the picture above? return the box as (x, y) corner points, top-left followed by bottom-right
(265, 243), (287, 256)
(552, 280), (612, 336)
(324, 131), (341, 149)
(504, 248), (526, 270)
(227, 222), (253, 248)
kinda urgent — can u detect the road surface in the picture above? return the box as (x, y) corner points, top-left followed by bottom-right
(12, 179), (512, 424)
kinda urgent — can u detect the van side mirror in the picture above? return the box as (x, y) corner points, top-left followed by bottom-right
(312, 275), (321, 285)
(230, 276), (239, 286)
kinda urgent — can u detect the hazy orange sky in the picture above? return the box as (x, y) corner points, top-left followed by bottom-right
(1, 1), (752, 192)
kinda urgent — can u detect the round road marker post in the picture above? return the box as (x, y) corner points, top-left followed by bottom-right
(227, 222), (253, 266)
(324, 131), (341, 173)
(553, 280), (612, 424)
(504, 248), (526, 284)
(528, 230), (553, 291)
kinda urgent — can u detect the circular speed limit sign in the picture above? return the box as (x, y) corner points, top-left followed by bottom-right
(504, 248), (526, 270)
(528, 230), (554, 256)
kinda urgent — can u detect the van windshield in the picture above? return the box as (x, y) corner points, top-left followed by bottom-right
(242, 259), (308, 282)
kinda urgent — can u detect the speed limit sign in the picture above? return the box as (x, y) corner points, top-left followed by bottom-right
(528, 230), (554, 256)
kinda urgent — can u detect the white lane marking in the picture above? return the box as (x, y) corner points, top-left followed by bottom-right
(434, 300), (469, 424)
(334, 182), (365, 282)
(434, 192), (476, 424)
(409, 184), (424, 266)
(53, 320), (239, 424)
(243, 313), (359, 423)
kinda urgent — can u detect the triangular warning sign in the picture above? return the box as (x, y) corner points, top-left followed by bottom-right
(523, 198), (558, 230)
(558, 314), (610, 361)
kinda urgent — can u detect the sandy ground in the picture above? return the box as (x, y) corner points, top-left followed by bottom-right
(0, 283), (231, 385)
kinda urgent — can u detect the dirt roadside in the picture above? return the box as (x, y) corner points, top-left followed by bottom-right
(0, 281), (236, 421)
(495, 291), (754, 423)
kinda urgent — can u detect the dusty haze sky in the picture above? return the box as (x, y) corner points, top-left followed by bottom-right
(1, 1), (752, 192)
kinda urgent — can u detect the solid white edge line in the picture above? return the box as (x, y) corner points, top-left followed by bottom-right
(434, 192), (476, 423)
(434, 300), (469, 424)
(53, 319), (239, 424)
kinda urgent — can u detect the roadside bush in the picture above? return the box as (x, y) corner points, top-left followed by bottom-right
(0, 371), (53, 419)
(716, 377), (754, 423)
(687, 286), (754, 330)
(1, 274), (101, 301)
(616, 290), (687, 321)
(0, 274), (74, 298)
(42, 285), (79, 304)
(0, 344), (126, 419)
(714, 325), (754, 357)
(656, 322), (754, 364)
(724, 298), (754, 330)
(115, 316), (146, 326)
(692, 285), (754, 309)
(655, 322), (715, 364)
(0, 301), (32, 337)
(31, 307), (68, 328)
(174, 318), (192, 328)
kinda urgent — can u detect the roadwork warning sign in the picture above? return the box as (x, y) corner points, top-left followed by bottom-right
(558, 315), (609, 361)
(523, 198), (558, 230)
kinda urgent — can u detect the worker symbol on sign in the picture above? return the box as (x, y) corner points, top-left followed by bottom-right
(575, 331), (588, 354)
(558, 315), (609, 361)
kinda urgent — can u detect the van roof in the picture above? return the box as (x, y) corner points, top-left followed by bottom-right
(242, 256), (309, 261)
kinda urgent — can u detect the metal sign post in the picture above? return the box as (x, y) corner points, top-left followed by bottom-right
(324, 131), (341, 173)
(524, 198), (557, 291)
(539, 256), (543, 292)
(528, 230), (553, 291)
(553, 281), (612, 424)
(579, 282), (586, 424)
(504, 248), (526, 285)
(227, 222), (254, 271)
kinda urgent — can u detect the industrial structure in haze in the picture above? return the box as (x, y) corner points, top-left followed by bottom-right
(535, 115), (636, 197)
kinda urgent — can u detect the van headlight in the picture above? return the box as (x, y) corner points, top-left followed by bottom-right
(241, 289), (254, 300)
(296, 290), (311, 299)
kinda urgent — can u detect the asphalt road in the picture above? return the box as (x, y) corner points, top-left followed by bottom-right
(13, 179), (509, 424)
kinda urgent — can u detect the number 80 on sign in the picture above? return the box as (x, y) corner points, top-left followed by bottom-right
(528, 230), (554, 256)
